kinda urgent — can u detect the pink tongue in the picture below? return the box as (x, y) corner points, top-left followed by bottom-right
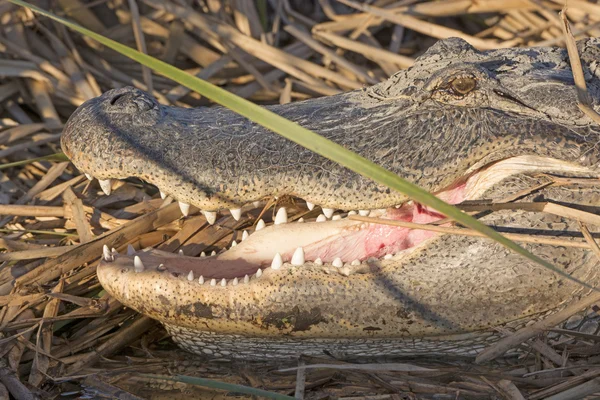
(302, 184), (466, 262)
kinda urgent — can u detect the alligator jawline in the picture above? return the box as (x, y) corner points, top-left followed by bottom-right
(99, 155), (592, 285)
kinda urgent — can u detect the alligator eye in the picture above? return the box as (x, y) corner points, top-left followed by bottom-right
(449, 76), (476, 96)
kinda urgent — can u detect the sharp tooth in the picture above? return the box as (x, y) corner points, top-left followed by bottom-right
(199, 275), (205, 284)
(231, 240), (237, 247)
(339, 267), (351, 277)
(274, 207), (288, 225)
(160, 190), (167, 199)
(201, 251), (206, 257)
(127, 244), (135, 255)
(256, 268), (263, 278)
(306, 201), (315, 211)
(134, 256), (144, 272)
(271, 253), (283, 270)
(255, 219), (266, 231)
(211, 250), (217, 256)
(85, 173), (93, 181)
(111, 247), (118, 254)
(332, 215), (342, 220)
(179, 202), (190, 216)
(210, 278), (216, 286)
(316, 214), (327, 222)
(178, 249), (184, 256)
(230, 208), (242, 221)
(242, 230), (249, 241)
(314, 257), (323, 265)
(244, 274), (249, 284)
(384, 254), (393, 260)
(348, 210), (357, 215)
(221, 278), (226, 287)
(233, 277), (239, 285)
(291, 247), (305, 266)
(99, 179), (112, 196)
(351, 259), (361, 266)
(157, 264), (166, 271)
(102, 245), (112, 261)
(297, 217), (304, 223)
(187, 270), (194, 281)
(322, 208), (334, 218)
(253, 201), (261, 208)
(359, 210), (370, 217)
(332, 258), (343, 268)
(202, 210), (217, 225)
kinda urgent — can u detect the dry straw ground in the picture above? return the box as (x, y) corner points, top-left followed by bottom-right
(1, 0), (600, 398)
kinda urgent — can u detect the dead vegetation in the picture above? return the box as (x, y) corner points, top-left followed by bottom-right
(1, 0), (600, 398)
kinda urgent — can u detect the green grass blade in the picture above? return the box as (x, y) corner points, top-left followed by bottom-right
(10, 0), (596, 290)
(0, 152), (69, 170)
(140, 374), (295, 399)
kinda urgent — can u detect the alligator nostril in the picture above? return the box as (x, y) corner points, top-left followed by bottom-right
(106, 89), (157, 113)
(109, 93), (126, 105)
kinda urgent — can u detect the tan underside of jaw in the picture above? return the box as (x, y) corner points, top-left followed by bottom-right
(98, 155), (597, 288)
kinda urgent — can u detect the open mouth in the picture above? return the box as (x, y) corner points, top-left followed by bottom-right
(97, 155), (594, 287)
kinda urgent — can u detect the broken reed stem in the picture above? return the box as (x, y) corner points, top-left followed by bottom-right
(348, 215), (593, 250)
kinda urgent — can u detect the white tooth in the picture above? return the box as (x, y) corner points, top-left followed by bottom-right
(85, 173), (93, 181)
(157, 263), (165, 271)
(99, 179), (112, 196)
(199, 275), (205, 284)
(306, 201), (315, 211)
(274, 207), (288, 225)
(297, 217), (304, 223)
(127, 244), (135, 255)
(314, 257), (323, 265)
(178, 249), (184, 256)
(210, 278), (216, 286)
(340, 267), (351, 276)
(256, 268), (263, 278)
(211, 250), (217, 256)
(316, 214), (327, 222)
(255, 219), (266, 231)
(102, 245), (111, 261)
(351, 259), (361, 266)
(348, 210), (357, 215)
(242, 230), (249, 241)
(230, 208), (242, 221)
(231, 240), (237, 247)
(322, 208), (334, 218)
(221, 278), (226, 287)
(233, 277), (239, 285)
(271, 253), (283, 270)
(244, 274), (249, 284)
(134, 256), (144, 272)
(201, 251), (206, 257)
(179, 202), (190, 216)
(160, 190), (167, 199)
(332, 257), (343, 268)
(111, 247), (118, 254)
(384, 254), (393, 260)
(332, 215), (342, 220)
(253, 201), (261, 208)
(359, 210), (370, 217)
(187, 270), (194, 281)
(202, 210), (217, 225)
(291, 247), (305, 266)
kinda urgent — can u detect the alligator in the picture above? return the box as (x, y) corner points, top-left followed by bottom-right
(61, 38), (600, 359)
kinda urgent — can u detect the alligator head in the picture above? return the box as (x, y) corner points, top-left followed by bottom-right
(62, 38), (600, 359)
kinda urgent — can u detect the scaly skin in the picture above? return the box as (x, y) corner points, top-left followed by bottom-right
(61, 38), (600, 359)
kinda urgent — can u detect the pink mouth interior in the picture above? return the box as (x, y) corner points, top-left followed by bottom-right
(299, 183), (466, 262)
(118, 183), (467, 280)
